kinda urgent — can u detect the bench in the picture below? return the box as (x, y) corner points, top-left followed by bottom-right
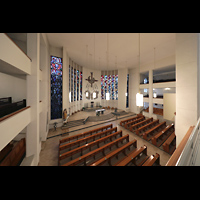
(124, 116), (145, 129)
(151, 124), (174, 147)
(0, 97), (12, 105)
(136, 119), (159, 136)
(120, 114), (143, 126)
(142, 121), (166, 141)
(59, 130), (122, 165)
(90, 140), (137, 166)
(59, 127), (117, 152)
(162, 131), (176, 154)
(0, 143), (13, 162)
(142, 153), (160, 166)
(0, 138), (26, 166)
(0, 99), (26, 118)
(129, 117), (153, 133)
(62, 134), (130, 166)
(115, 145), (149, 166)
(59, 124), (113, 145)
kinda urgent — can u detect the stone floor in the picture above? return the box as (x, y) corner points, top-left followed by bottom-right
(38, 109), (171, 166)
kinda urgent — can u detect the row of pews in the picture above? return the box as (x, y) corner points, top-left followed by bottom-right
(120, 114), (176, 154)
(0, 97), (26, 118)
(58, 124), (161, 166)
(0, 138), (26, 166)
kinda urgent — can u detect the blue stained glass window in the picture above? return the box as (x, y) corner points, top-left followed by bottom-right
(51, 56), (62, 119)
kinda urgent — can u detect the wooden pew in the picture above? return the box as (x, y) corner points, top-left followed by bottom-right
(129, 117), (153, 133)
(59, 124), (113, 145)
(142, 121), (166, 141)
(120, 114), (143, 126)
(142, 153), (160, 166)
(115, 145), (149, 166)
(62, 134), (130, 166)
(0, 138), (26, 166)
(124, 116), (145, 129)
(151, 124), (174, 147)
(0, 143), (13, 162)
(59, 130), (122, 165)
(162, 131), (176, 154)
(59, 127), (117, 152)
(90, 140), (137, 166)
(0, 99), (26, 118)
(136, 119), (159, 136)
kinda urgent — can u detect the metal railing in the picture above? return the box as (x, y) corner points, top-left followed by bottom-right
(176, 117), (200, 166)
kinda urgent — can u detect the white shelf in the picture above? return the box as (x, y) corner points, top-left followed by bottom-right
(153, 81), (176, 88)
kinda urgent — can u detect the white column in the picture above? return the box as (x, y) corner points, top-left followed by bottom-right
(149, 69), (153, 117)
(176, 33), (199, 146)
(26, 33), (40, 165)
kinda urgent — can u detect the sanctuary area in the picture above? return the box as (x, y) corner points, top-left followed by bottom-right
(0, 33), (199, 166)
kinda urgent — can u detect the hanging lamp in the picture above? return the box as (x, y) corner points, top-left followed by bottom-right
(136, 33), (143, 107)
(106, 33), (110, 100)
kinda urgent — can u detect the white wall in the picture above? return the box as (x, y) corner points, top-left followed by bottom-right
(176, 33), (199, 146)
(118, 68), (128, 110)
(0, 72), (26, 102)
(163, 93), (176, 121)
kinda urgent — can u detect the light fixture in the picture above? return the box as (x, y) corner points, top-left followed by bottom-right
(69, 92), (71, 103)
(136, 33), (143, 107)
(106, 33), (110, 101)
(136, 93), (143, 106)
(165, 87), (170, 90)
(153, 92), (157, 98)
(106, 92), (110, 100)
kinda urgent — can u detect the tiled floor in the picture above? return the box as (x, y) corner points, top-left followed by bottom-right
(38, 109), (171, 166)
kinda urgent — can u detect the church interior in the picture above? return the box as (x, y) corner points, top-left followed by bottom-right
(0, 33), (200, 166)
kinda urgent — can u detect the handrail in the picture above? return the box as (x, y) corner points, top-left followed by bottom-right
(166, 126), (194, 166)
(175, 117), (200, 166)
(0, 106), (30, 123)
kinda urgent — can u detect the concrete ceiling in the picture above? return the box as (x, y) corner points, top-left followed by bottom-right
(46, 33), (175, 70)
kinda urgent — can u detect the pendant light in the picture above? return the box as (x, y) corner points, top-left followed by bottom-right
(106, 33), (110, 100)
(136, 33), (143, 107)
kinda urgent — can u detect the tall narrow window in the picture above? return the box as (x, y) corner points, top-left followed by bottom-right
(77, 70), (79, 101)
(126, 74), (129, 108)
(101, 75), (104, 99)
(80, 71), (82, 100)
(115, 74), (118, 100)
(50, 56), (62, 119)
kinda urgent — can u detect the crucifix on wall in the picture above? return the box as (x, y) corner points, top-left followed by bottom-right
(85, 72), (98, 87)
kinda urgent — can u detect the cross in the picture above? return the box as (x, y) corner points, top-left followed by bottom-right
(85, 72), (98, 87)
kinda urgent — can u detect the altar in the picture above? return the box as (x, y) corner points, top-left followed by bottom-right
(96, 109), (105, 116)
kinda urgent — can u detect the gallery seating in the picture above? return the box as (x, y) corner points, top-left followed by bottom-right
(0, 98), (26, 118)
(0, 138), (26, 166)
(59, 124), (161, 166)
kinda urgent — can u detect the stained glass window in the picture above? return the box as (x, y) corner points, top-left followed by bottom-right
(74, 68), (76, 101)
(50, 56), (62, 120)
(80, 71), (82, 100)
(77, 70), (79, 101)
(115, 74), (118, 100)
(71, 66), (73, 102)
(112, 75), (115, 100)
(126, 74), (129, 108)
(101, 75), (104, 99)
(101, 73), (118, 100)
